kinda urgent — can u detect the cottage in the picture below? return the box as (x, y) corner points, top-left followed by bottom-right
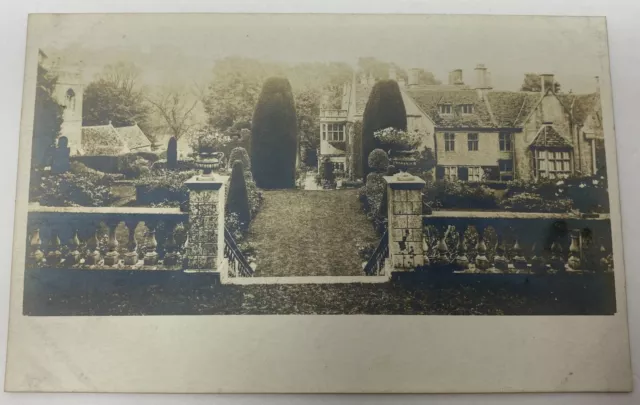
(320, 65), (604, 182)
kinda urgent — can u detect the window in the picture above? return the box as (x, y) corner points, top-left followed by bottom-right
(534, 149), (572, 179)
(468, 166), (482, 182)
(438, 104), (452, 115)
(65, 88), (76, 112)
(461, 104), (474, 114)
(499, 132), (512, 151)
(444, 166), (458, 181)
(322, 123), (345, 141)
(467, 133), (479, 151)
(499, 159), (513, 173)
(332, 162), (345, 171)
(444, 133), (455, 151)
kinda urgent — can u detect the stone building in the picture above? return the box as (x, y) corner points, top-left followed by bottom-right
(38, 49), (84, 155)
(319, 65), (605, 181)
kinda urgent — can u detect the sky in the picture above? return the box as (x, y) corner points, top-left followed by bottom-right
(30, 13), (609, 93)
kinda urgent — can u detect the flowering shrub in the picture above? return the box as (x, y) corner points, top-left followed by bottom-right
(31, 172), (117, 207)
(373, 127), (421, 150)
(499, 192), (573, 213)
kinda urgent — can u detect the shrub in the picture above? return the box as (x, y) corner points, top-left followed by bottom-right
(251, 77), (297, 188)
(243, 171), (264, 218)
(361, 80), (407, 178)
(424, 181), (499, 210)
(133, 170), (198, 207)
(119, 156), (151, 179)
(167, 137), (178, 169)
(360, 172), (388, 233)
(386, 164), (398, 176)
(499, 192), (573, 213)
(228, 147), (251, 170)
(226, 161), (251, 230)
(368, 149), (390, 174)
(31, 172), (116, 207)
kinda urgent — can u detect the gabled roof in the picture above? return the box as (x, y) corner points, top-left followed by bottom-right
(354, 83), (375, 115)
(485, 91), (540, 127)
(81, 124), (129, 155)
(115, 124), (152, 150)
(558, 93), (601, 125)
(404, 86), (493, 128)
(530, 124), (572, 148)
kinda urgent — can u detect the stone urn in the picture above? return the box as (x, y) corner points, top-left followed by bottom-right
(195, 133), (224, 177)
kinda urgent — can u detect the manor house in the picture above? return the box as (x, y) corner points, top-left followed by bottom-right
(319, 65), (605, 181)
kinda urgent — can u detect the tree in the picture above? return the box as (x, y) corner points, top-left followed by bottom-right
(251, 77), (298, 189)
(295, 87), (321, 167)
(361, 80), (407, 178)
(226, 160), (251, 231)
(147, 87), (199, 140)
(31, 61), (64, 169)
(82, 62), (150, 129)
(520, 73), (561, 93)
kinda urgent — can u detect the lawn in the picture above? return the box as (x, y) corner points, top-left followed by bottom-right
(247, 189), (380, 277)
(22, 269), (616, 316)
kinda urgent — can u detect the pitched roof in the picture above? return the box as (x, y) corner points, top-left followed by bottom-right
(485, 91), (540, 127)
(115, 124), (152, 150)
(558, 93), (601, 125)
(81, 124), (129, 155)
(404, 86), (494, 128)
(354, 83), (374, 115)
(530, 125), (572, 148)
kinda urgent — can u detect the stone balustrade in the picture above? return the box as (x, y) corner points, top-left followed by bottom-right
(26, 206), (189, 269)
(421, 211), (614, 274)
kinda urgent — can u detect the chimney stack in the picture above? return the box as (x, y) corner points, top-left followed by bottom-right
(540, 73), (555, 93)
(398, 78), (406, 88)
(448, 69), (464, 86)
(408, 68), (421, 86)
(389, 66), (397, 81)
(474, 64), (492, 89)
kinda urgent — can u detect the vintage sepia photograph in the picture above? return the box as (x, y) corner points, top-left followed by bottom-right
(4, 12), (632, 395)
(19, 14), (618, 317)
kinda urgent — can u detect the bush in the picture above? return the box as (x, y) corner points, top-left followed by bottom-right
(243, 171), (264, 218)
(226, 161), (251, 230)
(368, 149), (389, 174)
(386, 164), (398, 176)
(228, 147), (251, 170)
(424, 181), (499, 210)
(251, 77), (297, 189)
(119, 156), (151, 179)
(133, 170), (198, 207)
(30, 172), (117, 207)
(361, 80), (407, 178)
(499, 192), (573, 213)
(167, 137), (178, 169)
(359, 172), (388, 233)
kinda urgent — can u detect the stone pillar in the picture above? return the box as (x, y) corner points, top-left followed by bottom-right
(384, 173), (426, 271)
(185, 175), (228, 273)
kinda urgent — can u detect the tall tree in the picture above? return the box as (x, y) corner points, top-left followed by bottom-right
(295, 87), (321, 167)
(251, 77), (298, 189)
(147, 87), (199, 140)
(82, 62), (150, 129)
(361, 80), (407, 178)
(32, 60), (64, 169)
(520, 73), (561, 93)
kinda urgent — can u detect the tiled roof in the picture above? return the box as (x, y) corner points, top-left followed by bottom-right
(558, 93), (601, 125)
(404, 86), (494, 128)
(115, 124), (152, 150)
(485, 91), (540, 127)
(354, 83), (374, 115)
(530, 125), (572, 148)
(81, 124), (129, 155)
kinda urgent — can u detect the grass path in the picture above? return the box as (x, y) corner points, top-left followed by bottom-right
(247, 189), (379, 277)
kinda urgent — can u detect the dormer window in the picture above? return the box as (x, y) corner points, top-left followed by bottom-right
(461, 104), (474, 114)
(438, 104), (452, 115)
